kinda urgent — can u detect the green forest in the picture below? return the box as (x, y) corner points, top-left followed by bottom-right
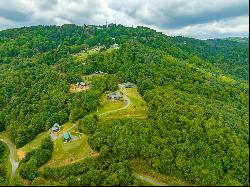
(0, 24), (248, 186)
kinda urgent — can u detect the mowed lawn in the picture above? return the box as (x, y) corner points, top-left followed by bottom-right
(18, 122), (98, 168)
(39, 123), (98, 169)
(96, 94), (125, 115)
(17, 131), (50, 160)
(17, 122), (73, 160)
(99, 87), (148, 121)
(40, 133), (98, 169)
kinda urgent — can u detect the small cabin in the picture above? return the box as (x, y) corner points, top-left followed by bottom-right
(51, 123), (60, 132)
(76, 82), (87, 89)
(108, 91), (122, 100)
(63, 132), (71, 142)
(111, 43), (119, 49)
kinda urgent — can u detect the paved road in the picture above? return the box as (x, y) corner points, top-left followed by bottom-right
(134, 174), (167, 186)
(0, 139), (19, 176)
(99, 94), (131, 116)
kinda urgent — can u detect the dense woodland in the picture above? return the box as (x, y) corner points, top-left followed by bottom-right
(0, 24), (249, 186)
(0, 142), (8, 185)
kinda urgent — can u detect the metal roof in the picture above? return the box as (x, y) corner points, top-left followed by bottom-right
(63, 132), (71, 139)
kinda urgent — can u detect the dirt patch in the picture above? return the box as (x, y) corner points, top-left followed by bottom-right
(70, 85), (91, 93)
(91, 151), (100, 157)
(17, 150), (26, 160)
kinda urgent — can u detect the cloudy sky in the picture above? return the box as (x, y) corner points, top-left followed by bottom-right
(0, 0), (249, 39)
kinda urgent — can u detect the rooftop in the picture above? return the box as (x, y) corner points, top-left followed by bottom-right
(63, 132), (71, 139)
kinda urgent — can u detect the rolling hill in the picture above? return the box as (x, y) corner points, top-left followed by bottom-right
(0, 24), (248, 186)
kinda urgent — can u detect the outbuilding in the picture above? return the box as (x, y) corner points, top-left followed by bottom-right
(51, 123), (60, 132)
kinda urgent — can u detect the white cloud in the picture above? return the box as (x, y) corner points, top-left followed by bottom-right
(159, 16), (249, 39)
(0, 0), (249, 39)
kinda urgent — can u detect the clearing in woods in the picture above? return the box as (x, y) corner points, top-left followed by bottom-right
(15, 122), (97, 169)
(17, 131), (50, 160)
(39, 122), (98, 169)
(97, 87), (148, 121)
(69, 83), (91, 93)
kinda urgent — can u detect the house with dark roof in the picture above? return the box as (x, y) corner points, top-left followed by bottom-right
(123, 82), (135, 88)
(51, 123), (60, 132)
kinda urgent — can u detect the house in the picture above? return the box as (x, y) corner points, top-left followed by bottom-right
(123, 82), (135, 88)
(91, 45), (105, 52)
(108, 91), (122, 100)
(63, 132), (71, 142)
(110, 43), (119, 49)
(51, 123), (60, 132)
(95, 71), (107, 74)
(76, 82), (87, 89)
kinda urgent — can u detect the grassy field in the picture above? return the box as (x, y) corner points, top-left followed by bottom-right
(131, 159), (195, 186)
(17, 131), (50, 160)
(98, 87), (148, 121)
(9, 121), (98, 171)
(40, 133), (98, 169)
(96, 94), (125, 115)
(82, 73), (107, 82)
(72, 48), (98, 62)
(39, 122), (98, 169)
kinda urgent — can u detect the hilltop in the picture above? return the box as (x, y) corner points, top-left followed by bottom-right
(0, 24), (248, 186)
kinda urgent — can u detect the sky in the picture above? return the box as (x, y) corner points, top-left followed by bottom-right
(0, 0), (249, 39)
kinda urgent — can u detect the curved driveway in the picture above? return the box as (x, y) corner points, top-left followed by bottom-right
(0, 139), (19, 176)
(99, 95), (130, 116)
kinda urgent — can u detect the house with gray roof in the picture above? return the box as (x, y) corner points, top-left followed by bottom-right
(51, 123), (60, 132)
(108, 91), (122, 100)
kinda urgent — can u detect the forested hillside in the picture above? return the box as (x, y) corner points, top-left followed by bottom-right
(0, 24), (248, 186)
